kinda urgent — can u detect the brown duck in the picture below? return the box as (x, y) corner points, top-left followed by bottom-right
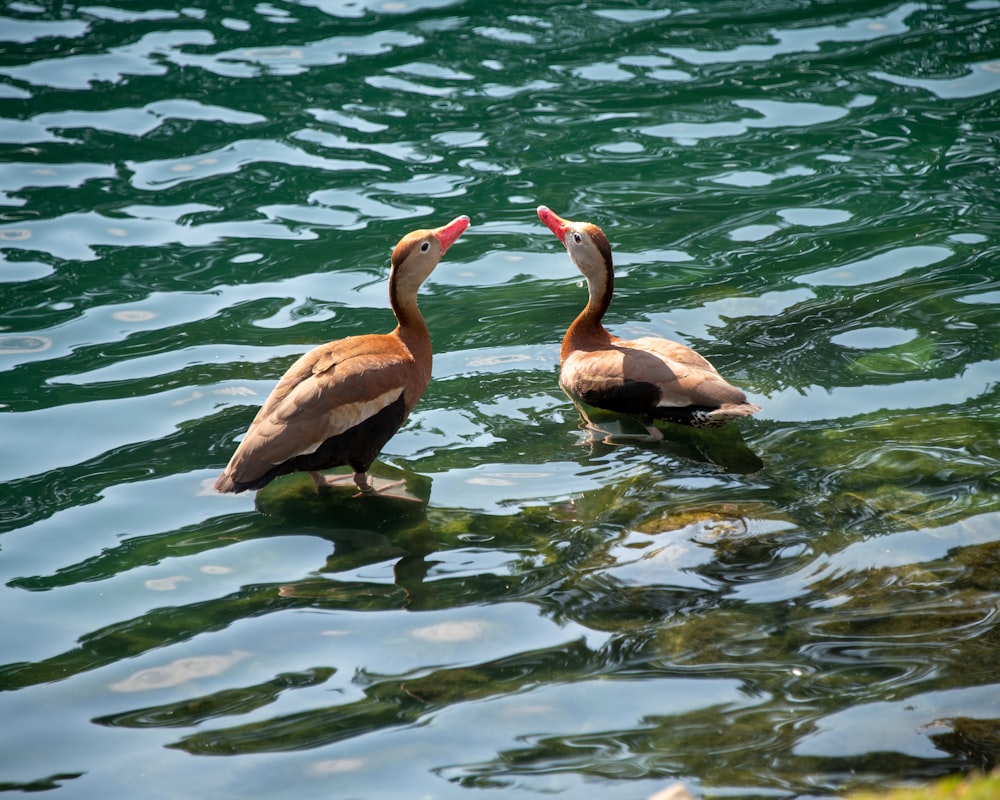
(537, 205), (759, 439)
(215, 215), (470, 497)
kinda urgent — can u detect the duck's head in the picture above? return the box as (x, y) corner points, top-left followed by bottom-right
(390, 215), (471, 290)
(537, 205), (613, 280)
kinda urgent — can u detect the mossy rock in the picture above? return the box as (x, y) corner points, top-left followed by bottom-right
(847, 770), (1000, 800)
(254, 467), (431, 527)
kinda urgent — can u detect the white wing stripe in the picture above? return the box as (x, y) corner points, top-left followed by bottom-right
(291, 387), (405, 458)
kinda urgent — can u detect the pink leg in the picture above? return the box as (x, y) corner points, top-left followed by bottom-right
(310, 470), (420, 501)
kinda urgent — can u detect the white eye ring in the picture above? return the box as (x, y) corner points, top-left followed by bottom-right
(421, 241), (431, 252)
(572, 232), (583, 244)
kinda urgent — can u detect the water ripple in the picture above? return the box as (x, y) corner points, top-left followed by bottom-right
(128, 139), (388, 191)
(661, 4), (918, 65)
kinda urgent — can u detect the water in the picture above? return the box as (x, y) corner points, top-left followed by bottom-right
(2, 1), (1000, 797)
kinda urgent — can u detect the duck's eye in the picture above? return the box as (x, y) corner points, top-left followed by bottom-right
(420, 241), (431, 252)
(572, 232), (583, 244)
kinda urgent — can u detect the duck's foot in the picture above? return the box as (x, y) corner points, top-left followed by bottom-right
(309, 471), (420, 502)
(354, 474), (422, 502)
(582, 420), (663, 445)
(563, 388), (663, 445)
(310, 471), (355, 492)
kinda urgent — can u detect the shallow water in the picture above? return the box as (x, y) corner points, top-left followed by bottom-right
(2, 1), (1000, 798)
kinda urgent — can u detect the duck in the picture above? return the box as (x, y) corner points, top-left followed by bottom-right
(215, 215), (470, 497)
(537, 205), (760, 439)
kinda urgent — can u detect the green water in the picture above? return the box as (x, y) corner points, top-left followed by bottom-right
(2, 1), (1000, 798)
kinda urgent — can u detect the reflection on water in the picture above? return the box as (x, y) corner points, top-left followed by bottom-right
(2, 0), (1000, 798)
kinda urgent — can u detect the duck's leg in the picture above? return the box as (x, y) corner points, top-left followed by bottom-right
(310, 470), (354, 491)
(563, 389), (663, 444)
(310, 469), (420, 501)
(356, 473), (421, 502)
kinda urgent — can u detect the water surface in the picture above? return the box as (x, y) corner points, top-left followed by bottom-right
(2, 1), (1000, 798)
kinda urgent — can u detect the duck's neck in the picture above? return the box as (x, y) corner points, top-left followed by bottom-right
(389, 275), (432, 368)
(561, 263), (614, 359)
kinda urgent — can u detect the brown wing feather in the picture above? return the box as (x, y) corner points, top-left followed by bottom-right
(624, 335), (750, 407)
(561, 335), (750, 413)
(218, 333), (422, 486)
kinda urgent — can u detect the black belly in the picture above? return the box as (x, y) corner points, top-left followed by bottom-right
(568, 378), (725, 429)
(232, 394), (408, 491)
(572, 377), (661, 416)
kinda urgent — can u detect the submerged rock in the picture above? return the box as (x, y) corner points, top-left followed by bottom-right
(110, 651), (251, 692)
